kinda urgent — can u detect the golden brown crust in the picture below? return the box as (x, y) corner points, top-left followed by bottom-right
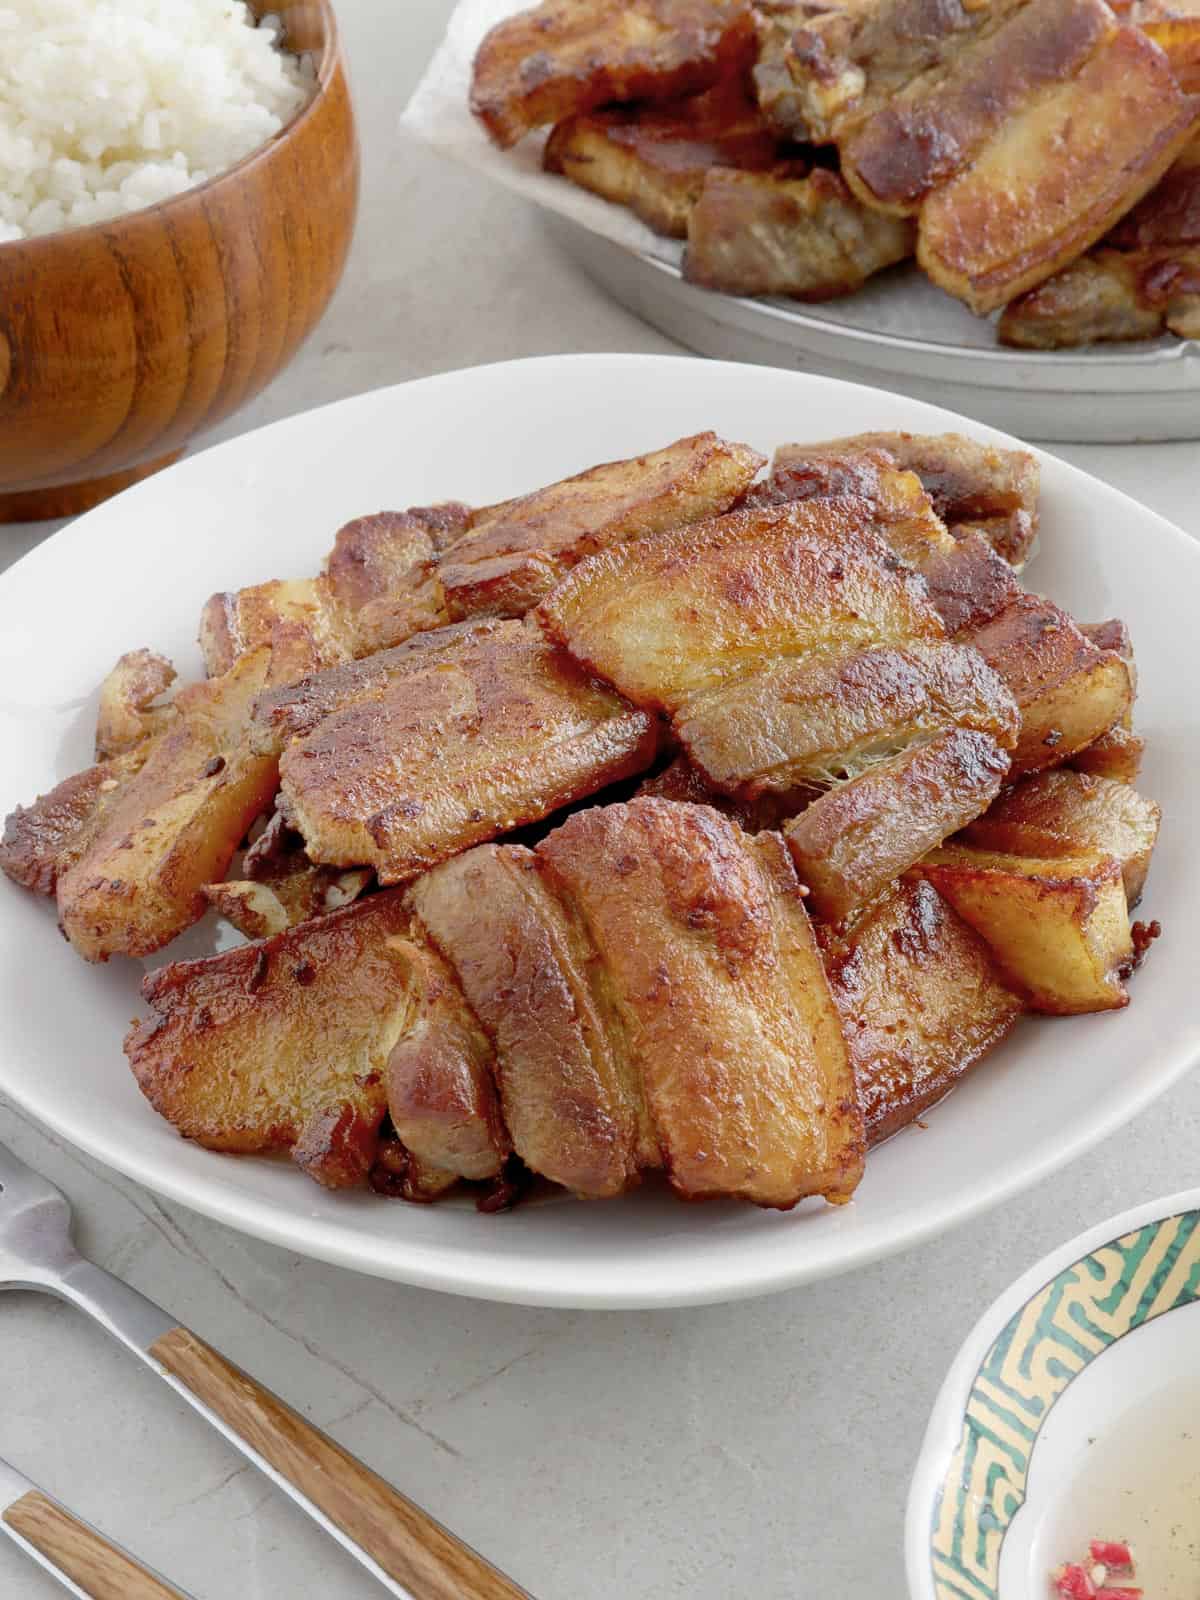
(324, 512), (448, 656)
(198, 578), (348, 682)
(538, 800), (865, 1207)
(801, 432), (1041, 569)
(677, 642), (1017, 797)
(841, 0), (1113, 213)
(439, 432), (765, 620)
(277, 621), (659, 883)
(915, 843), (1134, 1013)
(126, 891), (415, 1187)
(470, 0), (757, 149)
(683, 165), (915, 299)
(783, 727), (1012, 923)
(56, 649), (281, 962)
(1068, 724), (1145, 784)
(0, 746), (150, 898)
(920, 531), (1022, 637)
(537, 497), (945, 709)
(964, 594), (1134, 776)
(409, 843), (654, 1197)
(959, 768), (1160, 903)
(822, 877), (1023, 1143)
(918, 27), (1200, 314)
(543, 82), (780, 238)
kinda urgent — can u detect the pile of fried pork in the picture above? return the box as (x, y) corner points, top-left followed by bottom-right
(469, 0), (1200, 348)
(0, 429), (1159, 1211)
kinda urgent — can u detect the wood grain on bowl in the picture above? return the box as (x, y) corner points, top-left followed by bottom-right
(0, 0), (358, 523)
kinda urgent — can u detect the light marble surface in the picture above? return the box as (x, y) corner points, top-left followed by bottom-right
(1, 5), (1197, 1596)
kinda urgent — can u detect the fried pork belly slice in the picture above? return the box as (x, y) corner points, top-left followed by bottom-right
(469, 0), (756, 149)
(783, 727), (1012, 923)
(999, 245), (1200, 346)
(126, 891), (414, 1187)
(56, 648), (280, 962)
(1107, 132), (1200, 249)
(918, 27), (1200, 314)
(95, 650), (177, 759)
(251, 619), (503, 754)
(920, 531), (1022, 636)
(744, 445), (957, 568)
(199, 577), (348, 682)
(771, 0), (1031, 145)
(437, 432), (764, 622)
(821, 878), (1022, 1143)
(384, 938), (508, 1183)
(684, 165), (915, 298)
(539, 800), (865, 1206)
(202, 813), (371, 939)
(797, 433), (1041, 569)
(0, 745), (151, 898)
(841, 0), (1113, 213)
(1069, 725), (1146, 784)
(537, 498), (945, 710)
(677, 642), (1016, 799)
(277, 620), (659, 884)
(409, 843), (657, 1198)
(965, 595), (1134, 777)
(323, 510), (463, 657)
(915, 844), (1134, 1013)
(543, 82), (780, 238)
(959, 769), (1160, 903)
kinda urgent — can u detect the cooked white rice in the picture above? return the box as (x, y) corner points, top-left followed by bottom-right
(0, 1), (312, 242)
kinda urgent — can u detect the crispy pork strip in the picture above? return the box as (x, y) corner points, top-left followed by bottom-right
(751, 1), (819, 141)
(438, 432), (765, 622)
(199, 577), (348, 681)
(635, 754), (792, 831)
(789, 432), (1041, 569)
(537, 498), (946, 710)
(783, 727), (1013, 923)
(820, 877), (1022, 1143)
(676, 643), (1017, 797)
(384, 938), (508, 1183)
(0, 746), (151, 898)
(918, 26), (1200, 314)
(840, 0), (1113, 213)
(543, 83), (781, 239)
(684, 165), (915, 298)
(409, 843), (657, 1198)
(95, 650), (177, 759)
(276, 620), (660, 884)
(768, 0), (1031, 145)
(251, 619), (503, 754)
(998, 246), (1200, 346)
(964, 594), (1134, 776)
(469, 0), (756, 149)
(915, 844), (1134, 1013)
(742, 446), (958, 568)
(1108, 134), (1200, 248)
(959, 769), (1160, 902)
(538, 800), (865, 1207)
(324, 511), (454, 657)
(56, 648), (281, 962)
(127, 891), (414, 1188)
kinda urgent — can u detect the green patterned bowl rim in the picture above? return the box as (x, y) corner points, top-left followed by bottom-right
(906, 1189), (1200, 1600)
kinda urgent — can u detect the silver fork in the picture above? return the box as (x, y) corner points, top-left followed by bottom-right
(0, 1139), (530, 1600)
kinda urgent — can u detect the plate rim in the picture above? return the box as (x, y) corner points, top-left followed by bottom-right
(2, 350), (1198, 1310)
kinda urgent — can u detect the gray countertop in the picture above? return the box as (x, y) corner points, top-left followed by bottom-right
(2, 5), (1197, 1596)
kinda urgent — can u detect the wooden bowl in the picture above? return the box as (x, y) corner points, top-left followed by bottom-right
(0, 0), (359, 523)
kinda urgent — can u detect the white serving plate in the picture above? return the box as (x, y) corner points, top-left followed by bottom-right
(0, 354), (1195, 1309)
(908, 1189), (1200, 1600)
(403, 0), (1200, 444)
